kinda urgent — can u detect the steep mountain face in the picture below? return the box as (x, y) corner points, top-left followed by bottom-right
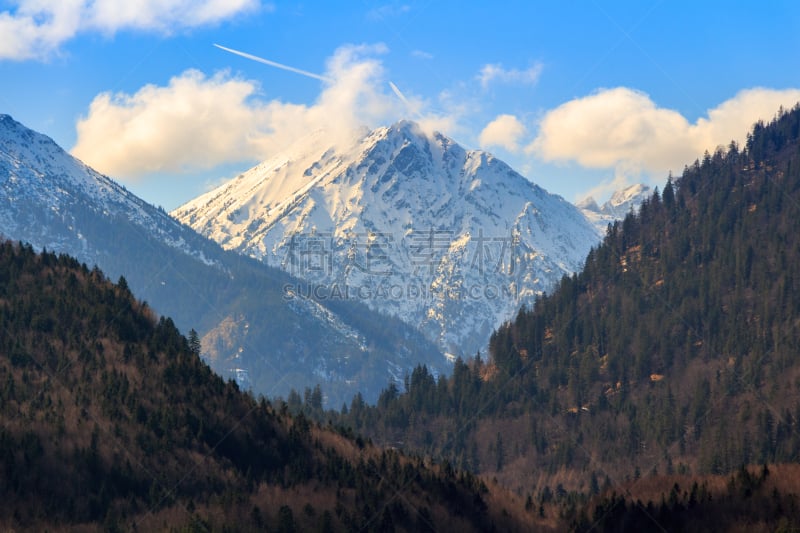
(578, 183), (651, 235)
(174, 121), (599, 357)
(0, 114), (442, 405)
(0, 115), (211, 265)
(0, 242), (531, 532)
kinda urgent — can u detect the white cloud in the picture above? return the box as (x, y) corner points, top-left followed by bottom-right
(72, 43), (459, 179)
(411, 49), (433, 60)
(0, 2), (83, 60)
(72, 69), (270, 176)
(692, 88), (800, 152)
(414, 87), (473, 140)
(366, 3), (411, 21)
(87, 0), (261, 33)
(529, 87), (800, 190)
(0, 0), (260, 60)
(478, 114), (526, 152)
(478, 63), (543, 89)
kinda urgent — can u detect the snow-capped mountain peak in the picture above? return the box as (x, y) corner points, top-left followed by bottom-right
(606, 183), (651, 215)
(174, 120), (600, 357)
(579, 183), (652, 236)
(575, 195), (601, 212)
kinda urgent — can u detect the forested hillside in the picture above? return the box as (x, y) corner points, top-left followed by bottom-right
(0, 241), (531, 532)
(325, 106), (800, 524)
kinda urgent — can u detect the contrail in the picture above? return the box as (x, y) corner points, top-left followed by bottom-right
(214, 43), (332, 82)
(389, 81), (419, 117)
(388, 81), (410, 107)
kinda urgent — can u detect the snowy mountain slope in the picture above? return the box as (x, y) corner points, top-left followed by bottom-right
(0, 114), (442, 405)
(0, 114), (214, 264)
(174, 121), (601, 357)
(578, 183), (652, 236)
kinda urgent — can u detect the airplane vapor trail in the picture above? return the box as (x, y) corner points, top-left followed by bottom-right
(388, 81), (420, 118)
(388, 81), (410, 107)
(213, 43), (332, 82)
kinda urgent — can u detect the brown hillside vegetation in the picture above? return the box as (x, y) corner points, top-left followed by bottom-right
(0, 241), (531, 531)
(574, 463), (800, 532)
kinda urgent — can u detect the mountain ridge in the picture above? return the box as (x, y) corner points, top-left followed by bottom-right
(0, 114), (211, 264)
(578, 183), (652, 235)
(174, 120), (600, 357)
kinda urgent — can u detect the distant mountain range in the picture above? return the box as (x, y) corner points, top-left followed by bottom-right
(174, 121), (600, 358)
(0, 114), (442, 405)
(577, 183), (652, 235)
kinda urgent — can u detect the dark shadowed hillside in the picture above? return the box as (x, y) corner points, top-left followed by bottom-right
(0, 240), (532, 532)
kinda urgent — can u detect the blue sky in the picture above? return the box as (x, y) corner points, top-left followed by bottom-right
(1, 1), (799, 210)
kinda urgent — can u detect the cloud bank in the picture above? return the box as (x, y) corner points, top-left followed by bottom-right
(0, 0), (261, 60)
(72, 44), (414, 178)
(528, 87), (800, 193)
(479, 114), (526, 152)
